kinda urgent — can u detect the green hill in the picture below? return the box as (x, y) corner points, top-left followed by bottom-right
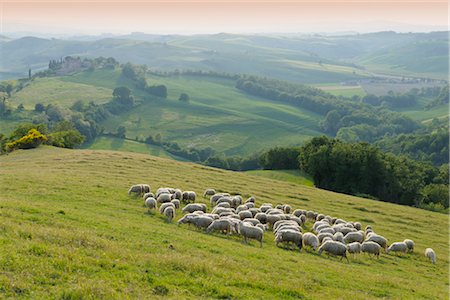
(0, 147), (448, 298)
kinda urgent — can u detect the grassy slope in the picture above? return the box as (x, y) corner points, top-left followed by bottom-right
(0, 147), (448, 299)
(9, 77), (112, 110)
(82, 136), (186, 161)
(245, 169), (314, 187)
(61, 70), (324, 155)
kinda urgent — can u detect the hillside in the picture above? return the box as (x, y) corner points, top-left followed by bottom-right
(1, 31), (448, 81)
(0, 147), (448, 299)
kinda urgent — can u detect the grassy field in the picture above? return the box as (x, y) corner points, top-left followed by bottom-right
(0, 146), (448, 299)
(9, 77), (113, 109)
(245, 169), (314, 187)
(61, 70), (324, 155)
(83, 136), (185, 161)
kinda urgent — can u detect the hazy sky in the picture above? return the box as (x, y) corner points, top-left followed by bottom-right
(1, 0), (448, 36)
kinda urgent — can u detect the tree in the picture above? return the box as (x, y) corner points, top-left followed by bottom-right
(35, 103), (45, 112)
(6, 129), (47, 152)
(116, 126), (126, 138)
(321, 110), (341, 134)
(179, 93), (190, 102)
(5, 84), (13, 97)
(113, 86), (132, 99)
(16, 104), (25, 112)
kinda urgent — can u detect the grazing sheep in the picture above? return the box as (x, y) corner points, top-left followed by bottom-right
(238, 210), (253, 220)
(210, 193), (230, 205)
(347, 242), (361, 256)
(254, 213), (268, 224)
(299, 215), (307, 224)
(266, 215), (282, 229)
(144, 197), (157, 211)
(170, 199), (180, 209)
(238, 222), (264, 247)
(256, 224), (267, 231)
(249, 208), (260, 217)
(333, 232), (345, 243)
(302, 232), (320, 251)
(353, 222), (362, 231)
(322, 237), (333, 243)
(319, 227), (336, 235)
(267, 209), (284, 215)
(182, 203), (207, 213)
(246, 196), (255, 203)
(365, 234), (387, 250)
(128, 184), (148, 197)
(157, 193), (172, 203)
(361, 241), (381, 258)
(275, 230), (302, 251)
(206, 219), (232, 235)
(164, 206), (174, 222)
(216, 202), (231, 209)
(159, 202), (175, 214)
(259, 204), (273, 213)
(143, 192), (155, 201)
(318, 241), (348, 262)
(190, 216), (214, 230)
(306, 210), (317, 220)
(236, 205), (249, 214)
(204, 188), (216, 197)
(231, 196), (243, 208)
(318, 232), (334, 243)
(212, 207), (234, 215)
(172, 189), (182, 200)
(387, 242), (408, 254)
(403, 239), (415, 253)
(283, 205), (292, 214)
(425, 248), (436, 264)
(241, 218), (261, 226)
(182, 191), (196, 203)
(156, 188), (171, 198)
(344, 231), (365, 244)
(244, 202), (255, 209)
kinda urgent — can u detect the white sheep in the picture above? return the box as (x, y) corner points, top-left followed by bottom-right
(403, 239), (415, 253)
(170, 199), (180, 209)
(163, 206), (174, 222)
(365, 234), (387, 250)
(302, 232), (319, 251)
(386, 242), (408, 255)
(143, 192), (155, 201)
(157, 193), (172, 203)
(361, 241), (381, 258)
(344, 231), (365, 244)
(333, 232), (345, 243)
(144, 197), (157, 211)
(254, 213), (267, 224)
(318, 241), (348, 262)
(182, 191), (196, 203)
(128, 184), (149, 197)
(238, 222), (264, 247)
(190, 216), (214, 230)
(182, 203), (207, 214)
(275, 229), (302, 251)
(204, 188), (216, 197)
(206, 219), (232, 235)
(238, 210), (253, 220)
(159, 202), (175, 214)
(347, 242), (361, 256)
(425, 248), (436, 264)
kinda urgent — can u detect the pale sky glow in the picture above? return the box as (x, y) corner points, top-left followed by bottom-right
(1, 1), (448, 36)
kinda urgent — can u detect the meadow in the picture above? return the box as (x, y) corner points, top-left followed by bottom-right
(0, 146), (448, 299)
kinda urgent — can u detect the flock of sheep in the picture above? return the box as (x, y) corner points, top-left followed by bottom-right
(128, 184), (437, 264)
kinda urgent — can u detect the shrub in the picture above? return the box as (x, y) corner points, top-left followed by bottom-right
(6, 129), (47, 151)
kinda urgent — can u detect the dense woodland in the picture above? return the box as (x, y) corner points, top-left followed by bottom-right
(0, 57), (448, 212)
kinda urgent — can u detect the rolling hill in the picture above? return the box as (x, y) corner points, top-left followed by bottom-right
(0, 146), (448, 298)
(1, 31), (448, 81)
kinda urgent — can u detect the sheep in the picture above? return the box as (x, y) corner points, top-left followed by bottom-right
(182, 203), (207, 214)
(204, 188), (216, 197)
(231, 195), (243, 208)
(322, 237), (333, 243)
(299, 215), (307, 224)
(365, 234), (387, 250)
(318, 232), (334, 243)
(128, 184), (149, 197)
(361, 241), (381, 258)
(333, 232), (345, 243)
(246, 196), (255, 203)
(319, 227), (335, 235)
(235, 204), (249, 214)
(259, 204), (273, 213)
(318, 241), (348, 262)
(293, 209), (306, 217)
(353, 222), (362, 231)
(216, 202), (231, 209)
(238, 222), (263, 247)
(143, 192), (155, 201)
(241, 218), (261, 226)
(159, 202), (175, 214)
(387, 242), (408, 255)
(190, 216), (214, 230)
(302, 232), (320, 251)
(425, 248), (436, 264)
(249, 208), (260, 217)
(170, 199), (180, 209)
(275, 230), (302, 251)
(256, 223), (267, 231)
(403, 239), (415, 253)
(156, 188), (171, 198)
(206, 219), (232, 235)
(333, 225), (356, 236)
(182, 191), (196, 203)
(163, 206), (174, 222)
(254, 212), (267, 224)
(144, 197), (157, 211)
(283, 205), (292, 214)
(210, 193), (230, 205)
(267, 209), (284, 215)
(238, 210), (253, 220)
(347, 242), (361, 256)
(172, 189), (182, 200)
(266, 215), (282, 229)
(217, 197), (233, 206)
(244, 202), (255, 209)
(157, 193), (172, 203)
(212, 207), (234, 215)
(306, 210), (317, 220)
(344, 231), (365, 244)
